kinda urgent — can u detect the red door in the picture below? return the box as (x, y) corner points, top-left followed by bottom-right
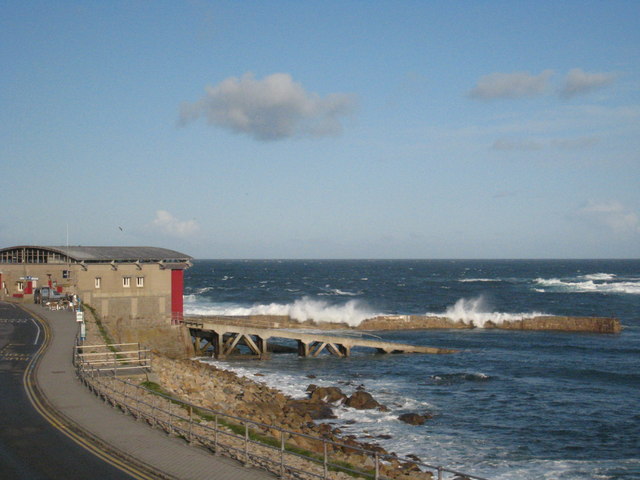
(171, 269), (184, 324)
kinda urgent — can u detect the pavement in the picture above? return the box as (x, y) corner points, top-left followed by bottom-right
(21, 302), (275, 480)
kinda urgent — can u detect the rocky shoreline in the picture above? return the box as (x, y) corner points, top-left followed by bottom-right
(151, 354), (432, 479)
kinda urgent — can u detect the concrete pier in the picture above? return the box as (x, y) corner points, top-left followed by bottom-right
(183, 319), (457, 359)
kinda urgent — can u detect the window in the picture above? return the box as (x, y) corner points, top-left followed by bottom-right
(136, 276), (144, 288)
(63, 270), (71, 279)
(123, 276), (131, 288)
(17, 281), (24, 291)
(95, 277), (101, 289)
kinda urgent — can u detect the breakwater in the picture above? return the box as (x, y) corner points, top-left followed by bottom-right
(187, 314), (621, 334)
(358, 314), (622, 333)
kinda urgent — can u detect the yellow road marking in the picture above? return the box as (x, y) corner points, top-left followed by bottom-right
(21, 310), (162, 480)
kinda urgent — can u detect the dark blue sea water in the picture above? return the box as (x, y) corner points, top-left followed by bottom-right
(184, 260), (640, 480)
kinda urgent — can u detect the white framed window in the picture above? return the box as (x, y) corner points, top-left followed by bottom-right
(136, 276), (144, 288)
(63, 270), (71, 279)
(17, 281), (24, 291)
(123, 276), (131, 288)
(95, 277), (101, 289)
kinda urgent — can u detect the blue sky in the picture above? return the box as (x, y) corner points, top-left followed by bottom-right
(1, 1), (639, 259)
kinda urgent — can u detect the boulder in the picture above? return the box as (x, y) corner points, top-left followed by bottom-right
(345, 391), (387, 411)
(287, 399), (336, 420)
(398, 413), (430, 425)
(310, 386), (347, 404)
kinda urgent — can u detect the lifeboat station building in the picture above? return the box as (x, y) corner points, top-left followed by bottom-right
(0, 245), (192, 325)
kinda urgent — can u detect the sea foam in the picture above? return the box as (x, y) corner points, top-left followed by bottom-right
(185, 296), (376, 327)
(535, 277), (640, 295)
(430, 295), (545, 327)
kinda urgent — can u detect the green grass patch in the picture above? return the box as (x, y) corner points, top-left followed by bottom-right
(83, 303), (117, 351)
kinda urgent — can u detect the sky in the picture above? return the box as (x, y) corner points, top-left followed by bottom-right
(1, 1), (639, 259)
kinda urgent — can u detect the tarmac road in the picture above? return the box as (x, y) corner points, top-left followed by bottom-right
(0, 301), (133, 479)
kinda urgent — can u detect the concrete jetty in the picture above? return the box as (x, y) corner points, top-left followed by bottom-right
(183, 318), (457, 359)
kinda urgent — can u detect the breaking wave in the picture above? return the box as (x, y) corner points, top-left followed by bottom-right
(535, 277), (640, 295)
(318, 288), (361, 296)
(184, 296), (376, 327)
(580, 273), (616, 281)
(185, 294), (547, 328)
(428, 296), (545, 327)
(459, 278), (501, 283)
(427, 372), (491, 386)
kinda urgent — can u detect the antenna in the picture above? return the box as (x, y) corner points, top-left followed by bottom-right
(66, 223), (70, 268)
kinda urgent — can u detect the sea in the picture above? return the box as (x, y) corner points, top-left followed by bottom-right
(183, 259), (640, 480)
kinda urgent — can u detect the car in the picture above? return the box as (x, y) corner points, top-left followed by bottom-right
(34, 286), (66, 304)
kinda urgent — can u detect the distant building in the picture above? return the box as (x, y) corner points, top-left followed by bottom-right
(0, 245), (192, 325)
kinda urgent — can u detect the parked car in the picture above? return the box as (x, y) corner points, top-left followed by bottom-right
(34, 286), (65, 304)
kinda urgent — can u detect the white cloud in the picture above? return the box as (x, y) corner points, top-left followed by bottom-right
(560, 68), (616, 97)
(469, 70), (553, 100)
(179, 72), (357, 141)
(151, 210), (200, 238)
(577, 200), (640, 234)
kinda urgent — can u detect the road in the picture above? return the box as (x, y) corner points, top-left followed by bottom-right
(0, 301), (134, 479)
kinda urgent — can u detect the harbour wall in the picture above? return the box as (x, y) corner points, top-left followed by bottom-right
(188, 314), (622, 334)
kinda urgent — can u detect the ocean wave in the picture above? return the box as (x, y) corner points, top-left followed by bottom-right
(580, 273), (616, 281)
(426, 372), (491, 386)
(428, 296), (546, 327)
(459, 278), (501, 283)
(535, 278), (640, 295)
(318, 288), (361, 296)
(184, 296), (376, 327)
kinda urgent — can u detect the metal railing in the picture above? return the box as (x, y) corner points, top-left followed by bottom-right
(75, 342), (151, 374)
(74, 347), (487, 480)
(171, 312), (184, 325)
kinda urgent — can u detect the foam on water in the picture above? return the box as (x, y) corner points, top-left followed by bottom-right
(459, 278), (502, 283)
(429, 295), (546, 327)
(185, 296), (377, 326)
(581, 273), (617, 281)
(185, 293), (547, 328)
(535, 277), (640, 295)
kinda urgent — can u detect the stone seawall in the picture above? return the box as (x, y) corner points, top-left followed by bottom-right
(191, 314), (622, 334)
(358, 315), (622, 333)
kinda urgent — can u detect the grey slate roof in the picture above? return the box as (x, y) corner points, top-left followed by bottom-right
(49, 246), (192, 262)
(1, 245), (192, 263)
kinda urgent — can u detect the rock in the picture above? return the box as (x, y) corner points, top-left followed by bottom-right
(287, 399), (336, 420)
(345, 391), (386, 410)
(398, 413), (428, 425)
(310, 386), (347, 404)
(406, 453), (421, 462)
